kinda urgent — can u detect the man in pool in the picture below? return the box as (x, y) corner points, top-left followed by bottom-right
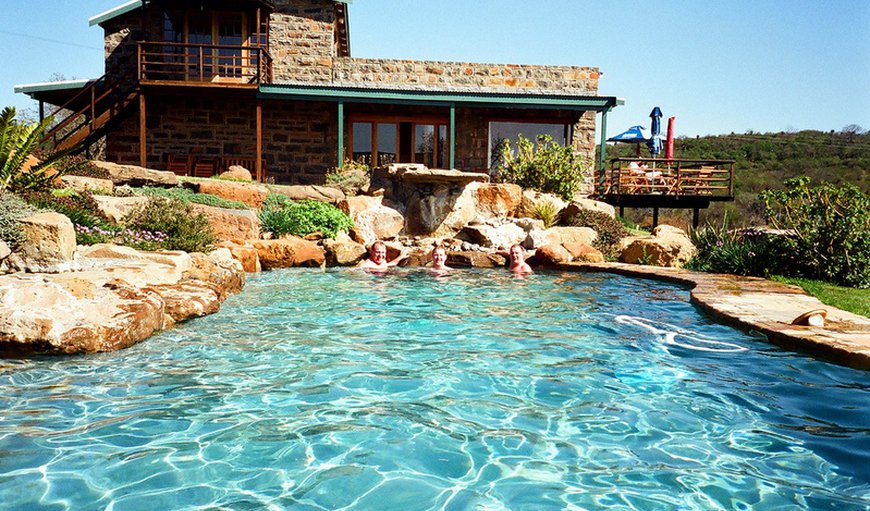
(506, 244), (533, 274)
(356, 240), (408, 272)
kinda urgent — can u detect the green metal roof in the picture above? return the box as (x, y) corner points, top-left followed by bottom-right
(259, 84), (619, 111)
(14, 79), (94, 96)
(88, 0), (352, 27)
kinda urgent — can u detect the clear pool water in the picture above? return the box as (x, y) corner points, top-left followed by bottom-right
(1, 269), (868, 511)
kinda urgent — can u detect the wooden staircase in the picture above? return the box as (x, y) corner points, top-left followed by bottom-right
(41, 70), (139, 153)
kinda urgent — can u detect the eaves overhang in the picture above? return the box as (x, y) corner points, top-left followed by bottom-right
(258, 84), (619, 111)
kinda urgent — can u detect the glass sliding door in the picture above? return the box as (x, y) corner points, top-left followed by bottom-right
(377, 123), (397, 166)
(352, 122), (373, 165)
(415, 124), (435, 168)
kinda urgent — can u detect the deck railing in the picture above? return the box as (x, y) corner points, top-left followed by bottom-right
(137, 42), (273, 85)
(599, 158), (735, 198)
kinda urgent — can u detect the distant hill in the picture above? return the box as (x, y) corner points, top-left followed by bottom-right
(599, 128), (870, 228)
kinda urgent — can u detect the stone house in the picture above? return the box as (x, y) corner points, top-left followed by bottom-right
(17, 0), (620, 188)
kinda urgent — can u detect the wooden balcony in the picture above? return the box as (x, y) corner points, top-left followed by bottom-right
(137, 42), (273, 87)
(596, 158), (736, 226)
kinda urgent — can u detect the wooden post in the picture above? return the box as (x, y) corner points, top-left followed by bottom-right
(652, 207), (659, 229)
(139, 93), (147, 168)
(38, 101), (44, 122)
(256, 99), (263, 182)
(449, 104), (456, 169)
(337, 100), (344, 168)
(692, 208), (700, 229)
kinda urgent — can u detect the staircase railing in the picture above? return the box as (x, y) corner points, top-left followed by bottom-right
(42, 68), (138, 151)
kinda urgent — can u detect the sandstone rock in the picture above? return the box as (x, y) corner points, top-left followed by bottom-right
(79, 244), (192, 272)
(188, 180), (268, 208)
(536, 244), (573, 265)
(446, 251), (506, 268)
(338, 195), (404, 245)
(60, 175), (114, 195)
(520, 190), (568, 217)
(322, 235), (367, 266)
(147, 281), (221, 323)
(381, 164), (489, 185)
(541, 226), (598, 247)
(252, 238), (326, 269)
(7, 212), (78, 273)
(619, 224), (696, 268)
(410, 182), (524, 237)
(270, 184), (346, 203)
(217, 241), (261, 273)
(0, 240), (9, 262)
(190, 203), (261, 241)
(458, 222), (527, 249)
(563, 242), (605, 263)
(91, 161), (179, 187)
(561, 199), (616, 220)
(220, 165), (253, 181)
(0, 274), (165, 354)
(184, 249), (246, 299)
(92, 195), (150, 223)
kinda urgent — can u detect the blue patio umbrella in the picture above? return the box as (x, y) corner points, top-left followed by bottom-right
(608, 125), (650, 157)
(647, 107), (663, 155)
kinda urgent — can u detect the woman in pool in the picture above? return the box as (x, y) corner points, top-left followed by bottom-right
(430, 244), (451, 273)
(356, 240), (407, 272)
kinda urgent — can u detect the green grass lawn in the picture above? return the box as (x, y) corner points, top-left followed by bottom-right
(771, 276), (870, 318)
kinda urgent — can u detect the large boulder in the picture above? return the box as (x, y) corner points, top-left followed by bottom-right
(252, 237), (326, 269)
(183, 249), (245, 299)
(270, 184), (346, 203)
(0, 240), (9, 263)
(542, 226), (597, 247)
(322, 234), (367, 266)
(190, 203), (261, 242)
(563, 242), (605, 263)
(446, 251), (507, 268)
(6, 212), (78, 273)
(92, 195), (150, 223)
(338, 195), (404, 245)
(216, 241), (262, 273)
(407, 182), (524, 237)
(535, 244), (573, 266)
(458, 222), (527, 249)
(60, 175), (114, 195)
(520, 190), (568, 218)
(619, 224), (696, 267)
(561, 199), (616, 220)
(220, 165), (253, 181)
(187, 180), (268, 208)
(90, 161), (178, 187)
(147, 281), (221, 323)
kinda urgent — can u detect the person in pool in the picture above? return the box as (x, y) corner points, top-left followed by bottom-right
(356, 240), (407, 272)
(504, 244), (533, 274)
(430, 243), (451, 273)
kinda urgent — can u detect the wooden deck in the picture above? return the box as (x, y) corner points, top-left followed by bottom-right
(595, 158), (736, 226)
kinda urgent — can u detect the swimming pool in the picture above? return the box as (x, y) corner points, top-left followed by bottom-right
(1, 269), (868, 510)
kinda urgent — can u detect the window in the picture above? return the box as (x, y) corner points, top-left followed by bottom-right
(489, 121), (569, 169)
(348, 117), (450, 167)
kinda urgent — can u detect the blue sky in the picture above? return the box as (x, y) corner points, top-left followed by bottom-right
(1, 0), (868, 137)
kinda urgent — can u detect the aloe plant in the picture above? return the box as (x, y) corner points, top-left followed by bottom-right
(0, 106), (78, 193)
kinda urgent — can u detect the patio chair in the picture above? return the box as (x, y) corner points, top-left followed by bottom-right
(166, 154), (192, 176)
(192, 157), (218, 178)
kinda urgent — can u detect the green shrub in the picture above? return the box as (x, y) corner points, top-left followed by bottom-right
(760, 177), (870, 288)
(686, 221), (786, 277)
(527, 198), (560, 228)
(0, 191), (40, 250)
(0, 107), (80, 193)
(494, 135), (590, 201)
(325, 159), (371, 196)
(259, 195), (353, 239)
(23, 189), (107, 228)
(126, 197), (216, 253)
(55, 156), (109, 180)
(133, 186), (250, 210)
(566, 209), (630, 259)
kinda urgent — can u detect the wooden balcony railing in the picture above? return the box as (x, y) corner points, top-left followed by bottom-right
(598, 158), (735, 199)
(137, 42), (273, 86)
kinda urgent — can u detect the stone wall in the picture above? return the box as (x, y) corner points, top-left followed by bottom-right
(105, 95), (338, 184)
(270, 0), (339, 83)
(332, 58), (599, 94)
